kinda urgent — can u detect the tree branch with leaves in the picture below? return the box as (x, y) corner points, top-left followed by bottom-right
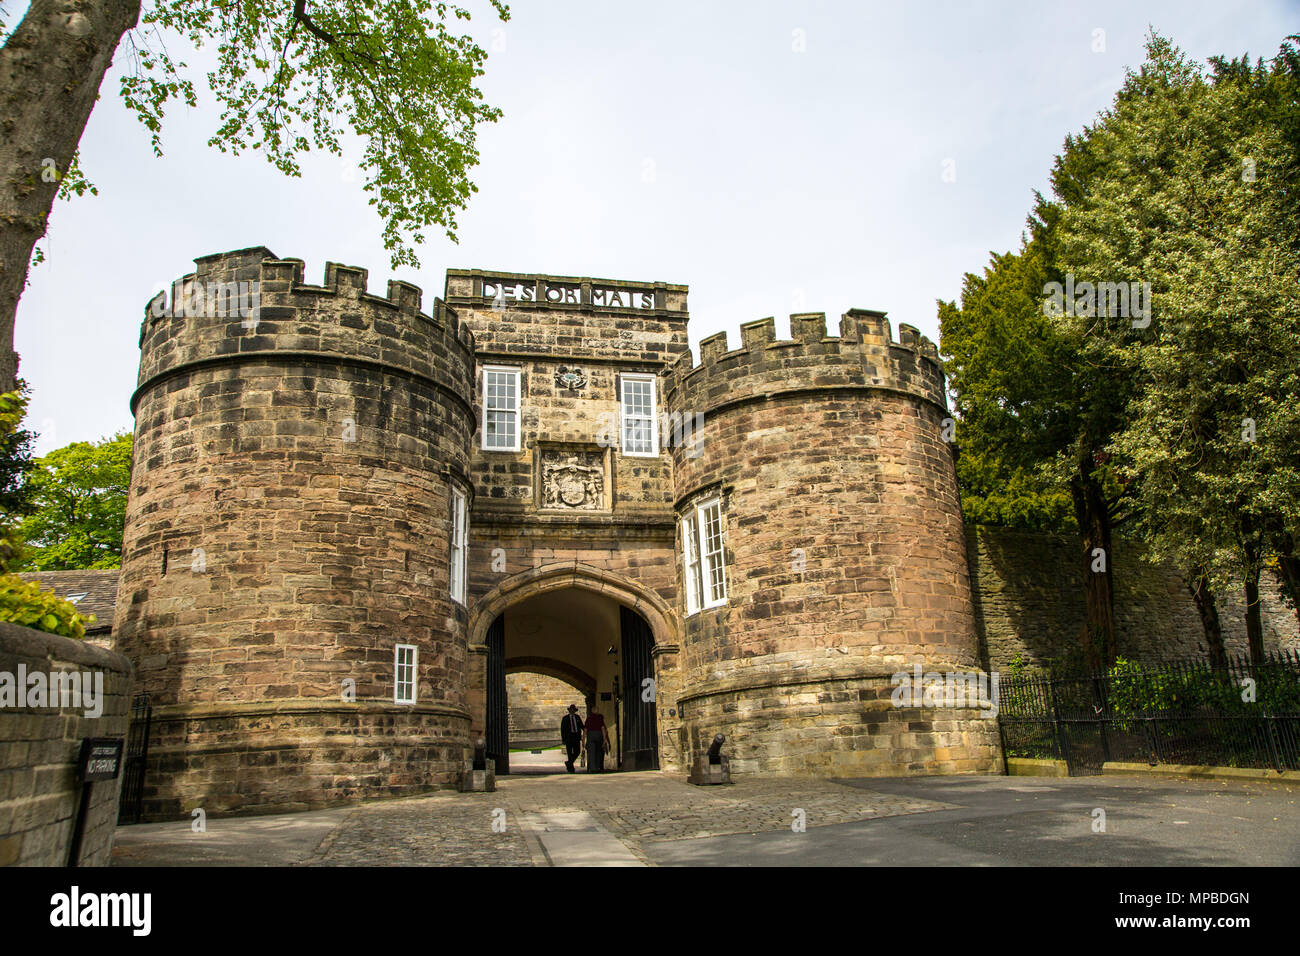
(0, 0), (510, 392)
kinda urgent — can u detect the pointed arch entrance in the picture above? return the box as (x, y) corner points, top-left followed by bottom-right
(469, 563), (680, 775)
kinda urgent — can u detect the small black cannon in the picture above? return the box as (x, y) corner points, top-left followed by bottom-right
(461, 737), (496, 791)
(689, 732), (731, 785)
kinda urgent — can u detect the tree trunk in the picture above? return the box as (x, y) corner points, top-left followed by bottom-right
(1270, 532), (1300, 631)
(1243, 569), (1265, 663)
(1072, 458), (1116, 669)
(1241, 525), (1266, 663)
(1186, 565), (1226, 667)
(0, 0), (141, 392)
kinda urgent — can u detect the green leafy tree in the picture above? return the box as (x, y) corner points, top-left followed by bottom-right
(0, 0), (510, 391)
(1208, 38), (1300, 626)
(18, 432), (132, 571)
(938, 245), (1076, 533)
(0, 384), (36, 571)
(1058, 34), (1300, 660)
(940, 204), (1136, 667)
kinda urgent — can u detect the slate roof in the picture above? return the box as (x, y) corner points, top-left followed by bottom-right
(16, 569), (120, 635)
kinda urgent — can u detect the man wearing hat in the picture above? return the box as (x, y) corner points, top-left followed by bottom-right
(559, 704), (585, 773)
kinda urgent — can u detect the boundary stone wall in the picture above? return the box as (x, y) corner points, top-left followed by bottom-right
(967, 526), (1300, 669)
(0, 622), (132, 866)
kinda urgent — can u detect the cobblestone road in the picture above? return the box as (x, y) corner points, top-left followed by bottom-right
(503, 772), (949, 844)
(292, 772), (951, 866)
(113, 771), (1296, 866)
(302, 790), (535, 867)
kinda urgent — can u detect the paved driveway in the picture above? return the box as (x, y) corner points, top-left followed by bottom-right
(642, 774), (1300, 866)
(111, 771), (1299, 867)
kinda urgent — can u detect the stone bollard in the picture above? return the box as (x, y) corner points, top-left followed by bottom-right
(460, 737), (496, 792)
(688, 733), (731, 785)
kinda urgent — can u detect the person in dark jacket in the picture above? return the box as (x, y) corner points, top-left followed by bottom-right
(559, 704), (584, 773)
(585, 705), (608, 773)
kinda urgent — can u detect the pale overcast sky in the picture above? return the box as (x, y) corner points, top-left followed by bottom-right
(14, 0), (1299, 453)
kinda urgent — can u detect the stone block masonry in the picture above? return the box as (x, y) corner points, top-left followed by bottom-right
(116, 248), (476, 818)
(0, 622), (132, 866)
(664, 310), (1002, 777)
(507, 672), (580, 749)
(967, 526), (1299, 670)
(114, 250), (1007, 818)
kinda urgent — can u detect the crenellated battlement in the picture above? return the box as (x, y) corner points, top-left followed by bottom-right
(663, 308), (947, 417)
(134, 247), (475, 413)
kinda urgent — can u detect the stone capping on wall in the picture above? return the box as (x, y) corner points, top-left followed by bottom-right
(662, 308), (948, 415)
(0, 621), (133, 867)
(0, 620), (132, 677)
(443, 268), (689, 319)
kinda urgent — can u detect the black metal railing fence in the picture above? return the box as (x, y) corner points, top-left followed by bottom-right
(117, 693), (151, 824)
(997, 650), (1300, 775)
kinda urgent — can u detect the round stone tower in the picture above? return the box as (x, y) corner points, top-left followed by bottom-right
(663, 309), (1002, 777)
(115, 247), (477, 817)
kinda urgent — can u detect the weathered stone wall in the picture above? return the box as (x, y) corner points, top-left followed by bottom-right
(451, 270), (686, 624)
(664, 311), (1001, 777)
(445, 269), (689, 512)
(507, 672), (581, 748)
(0, 622), (132, 866)
(448, 271), (691, 771)
(967, 526), (1300, 670)
(115, 248), (476, 818)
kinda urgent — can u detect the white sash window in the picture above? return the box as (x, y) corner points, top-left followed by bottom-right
(450, 488), (468, 605)
(620, 374), (658, 456)
(483, 366), (521, 451)
(681, 497), (726, 614)
(394, 644), (418, 704)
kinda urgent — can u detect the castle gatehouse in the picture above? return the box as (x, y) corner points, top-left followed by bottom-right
(113, 247), (1002, 819)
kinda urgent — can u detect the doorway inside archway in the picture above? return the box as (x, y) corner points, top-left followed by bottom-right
(484, 587), (659, 775)
(505, 671), (585, 774)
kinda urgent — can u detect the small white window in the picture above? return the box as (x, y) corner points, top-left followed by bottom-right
(620, 374), (658, 456)
(450, 488), (468, 605)
(394, 644), (418, 704)
(698, 499), (727, 607)
(681, 497), (726, 615)
(482, 366), (521, 451)
(681, 513), (702, 616)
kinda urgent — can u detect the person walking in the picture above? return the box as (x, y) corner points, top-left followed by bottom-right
(585, 705), (608, 773)
(559, 704), (584, 773)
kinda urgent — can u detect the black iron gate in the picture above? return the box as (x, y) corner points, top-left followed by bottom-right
(117, 694), (152, 824)
(998, 675), (1112, 775)
(485, 613), (509, 775)
(620, 606), (659, 770)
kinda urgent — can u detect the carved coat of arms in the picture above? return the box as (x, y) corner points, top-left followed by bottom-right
(541, 450), (604, 510)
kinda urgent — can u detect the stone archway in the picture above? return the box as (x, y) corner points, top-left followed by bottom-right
(503, 666), (587, 756)
(505, 657), (596, 696)
(469, 562), (680, 651)
(468, 563), (681, 774)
